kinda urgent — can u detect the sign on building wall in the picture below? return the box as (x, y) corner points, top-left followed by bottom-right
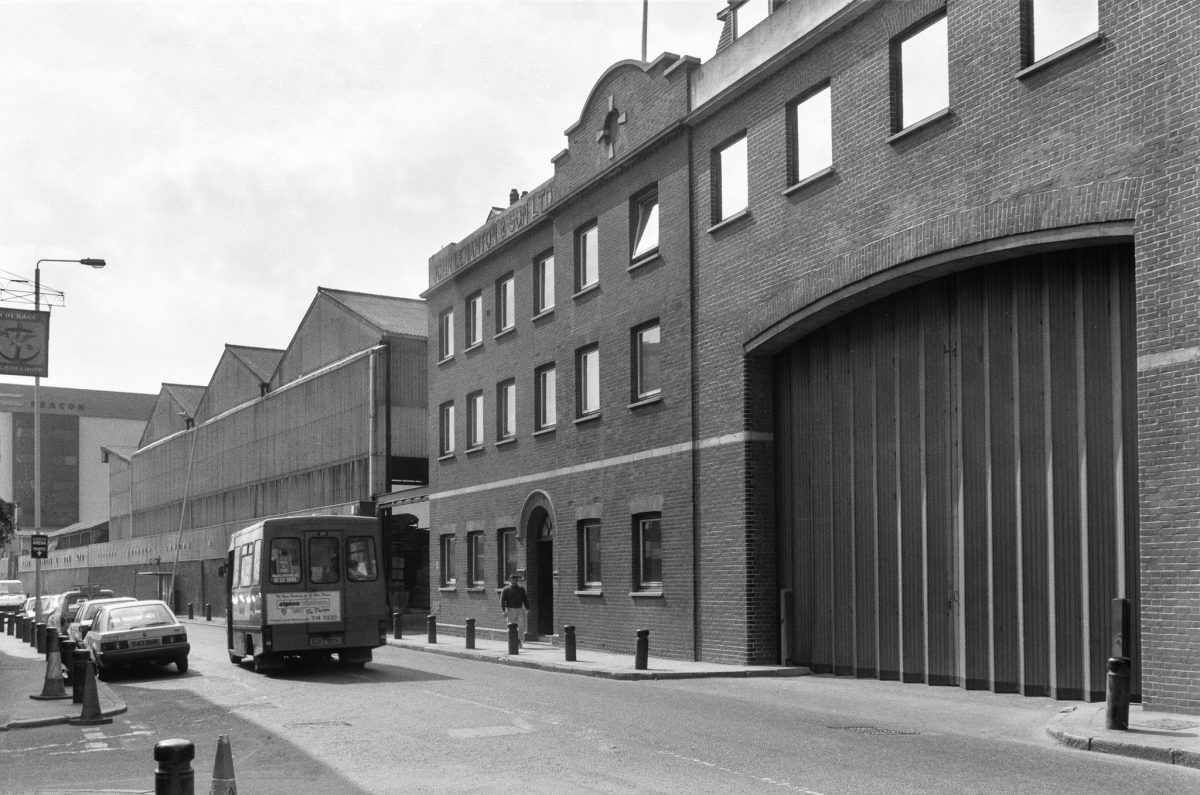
(0, 308), (49, 378)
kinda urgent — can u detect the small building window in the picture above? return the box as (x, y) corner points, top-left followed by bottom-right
(630, 188), (660, 262)
(579, 519), (602, 590)
(1026, 0), (1099, 64)
(465, 292), (483, 348)
(438, 308), (454, 361)
(498, 528), (518, 582)
(733, 0), (770, 38)
(535, 363), (557, 431)
(439, 534), (456, 587)
(892, 13), (949, 132)
(467, 531), (485, 588)
(496, 273), (515, 333)
(576, 221), (599, 291)
(632, 321), (662, 401)
(634, 513), (662, 591)
(713, 134), (749, 223)
(576, 345), (600, 417)
(496, 379), (516, 441)
(466, 390), (484, 449)
(438, 401), (455, 456)
(789, 83), (833, 185)
(534, 252), (555, 314)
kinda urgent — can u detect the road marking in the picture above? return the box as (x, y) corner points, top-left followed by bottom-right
(655, 749), (825, 794)
(447, 725), (535, 738)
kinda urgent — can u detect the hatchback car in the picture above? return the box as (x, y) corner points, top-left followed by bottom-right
(83, 600), (189, 679)
(48, 587), (114, 634)
(67, 596), (137, 645)
(20, 595), (55, 621)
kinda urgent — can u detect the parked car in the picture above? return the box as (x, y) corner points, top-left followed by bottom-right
(20, 595), (55, 621)
(47, 587), (114, 634)
(67, 596), (137, 645)
(0, 580), (25, 613)
(83, 600), (189, 680)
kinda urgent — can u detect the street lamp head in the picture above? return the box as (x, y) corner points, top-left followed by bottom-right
(79, 258), (106, 268)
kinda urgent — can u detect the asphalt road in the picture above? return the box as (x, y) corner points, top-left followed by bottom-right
(2, 621), (1198, 793)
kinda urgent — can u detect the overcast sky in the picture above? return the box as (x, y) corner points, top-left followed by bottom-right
(0, 0), (720, 395)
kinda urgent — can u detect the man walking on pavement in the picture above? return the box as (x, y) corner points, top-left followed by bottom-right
(500, 573), (529, 647)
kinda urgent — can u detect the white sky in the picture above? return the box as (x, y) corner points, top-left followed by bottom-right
(0, 0), (721, 395)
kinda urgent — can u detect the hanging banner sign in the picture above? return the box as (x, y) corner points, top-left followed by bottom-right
(0, 308), (49, 378)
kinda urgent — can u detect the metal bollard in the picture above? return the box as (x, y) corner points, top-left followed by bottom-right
(36, 622), (47, 654)
(187, 602), (194, 620)
(3, 613), (10, 636)
(465, 617), (476, 649)
(1106, 656), (1131, 730)
(204, 603), (212, 622)
(426, 615), (437, 644)
(564, 624), (577, 662)
(635, 628), (649, 670)
(392, 610), (402, 639)
(507, 622), (519, 655)
(73, 649), (90, 703)
(154, 738), (195, 795)
(59, 638), (76, 684)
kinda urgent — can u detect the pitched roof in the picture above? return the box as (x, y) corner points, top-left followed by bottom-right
(225, 345), (284, 382)
(162, 383), (206, 416)
(317, 287), (426, 338)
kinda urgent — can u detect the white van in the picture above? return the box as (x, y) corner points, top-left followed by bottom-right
(0, 580), (26, 613)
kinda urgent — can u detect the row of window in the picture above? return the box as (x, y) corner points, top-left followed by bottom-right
(231, 535), (379, 588)
(438, 321), (661, 455)
(710, 0), (1101, 225)
(437, 189), (660, 362)
(439, 513), (663, 593)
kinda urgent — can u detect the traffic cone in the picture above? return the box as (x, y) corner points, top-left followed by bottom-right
(210, 734), (238, 794)
(30, 631), (70, 701)
(69, 660), (113, 726)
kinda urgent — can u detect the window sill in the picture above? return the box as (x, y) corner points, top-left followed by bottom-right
(463, 342), (483, 354)
(495, 437), (517, 448)
(575, 589), (603, 597)
(437, 355), (455, 366)
(1017, 32), (1103, 80)
(533, 426), (556, 437)
(628, 250), (661, 272)
(494, 327), (515, 341)
(466, 586), (487, 593)
(572, 282), (600, 300)
(887, 108), (953, 145)
(531, 308), (555, 322)
(783, 166), (835, 197)
(574, 413), (601, 426)
(438, 586), (457, 593)
(437, 453), (455, 462)
(707, 208), (751, 235)
(465, 445), (485, 456)
(628, 394), (662, 410)
(630, 589), (664, 599)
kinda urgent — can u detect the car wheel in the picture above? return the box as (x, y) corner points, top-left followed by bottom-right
(228, 651), (242, 665)
(176, 657), (189, 674)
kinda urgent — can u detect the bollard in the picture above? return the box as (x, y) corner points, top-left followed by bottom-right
(392, 610), (402, 640)
(187, 602), (194, 620)
(1106, 656), (1131, 730)
(153, 738), (195, 795)
(426, 614), (437, 644)
(564, 624), (577, 662)
(507, 622), (520, 655)
(465, 617), (476, 649)
(204, 603), (212, 622)
(59, 637), (76, 685)
(36, 622), (47, 654)
(72, 648), (90, 703)
(3, 613), (10, 636)
(634, 628), (649, 670)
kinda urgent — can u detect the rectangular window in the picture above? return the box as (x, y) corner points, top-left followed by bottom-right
(1028, 0), (1098, 63)
(789, 84), (833, 184)
(309, 536), (340, 585)
(467, 532), (485, 587)
(630, 189), (660, 261)
(496, 379), (516, 441)
(734, 0), (770, 38)
(438, 401), (455, 456)
(495, 273), (515, 333)
(714, 134), (749, 223)
(439, 534), (456, 587)
(633, 321), (662, 400)
(466, 390), (484, 449)
(269, 537), (301, 585)
(438, 309), (454, 360)
(238, 542), (256, 588)
(535, 364), (557, 430)
(534, 253), (555, 314)
(893, 13), (949, 131)
(346, 536), (378, 581)
(465, 292), (483, 348)
(498, 528), (517, 582)
(634, 513), (663, 590)
(576, 222), (599, 290)
(576, 345), (600, 417)
(579, 520), (602, 590)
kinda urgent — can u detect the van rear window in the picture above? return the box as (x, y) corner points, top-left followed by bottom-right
(270, 537), (301, 584)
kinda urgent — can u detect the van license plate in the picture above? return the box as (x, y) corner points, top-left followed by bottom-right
(310, 635), (342, 647)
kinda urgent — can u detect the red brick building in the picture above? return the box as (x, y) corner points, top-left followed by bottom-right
(426, 0), (1200, 713)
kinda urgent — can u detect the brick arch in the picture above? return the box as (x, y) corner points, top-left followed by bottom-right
(517, 490), (557, 544)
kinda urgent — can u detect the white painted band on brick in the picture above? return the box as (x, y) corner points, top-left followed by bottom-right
(1137, 347), (1200, 371)
(430, 430), (774, 502)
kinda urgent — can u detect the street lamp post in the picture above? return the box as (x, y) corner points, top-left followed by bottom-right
(30, 258), (104, 620)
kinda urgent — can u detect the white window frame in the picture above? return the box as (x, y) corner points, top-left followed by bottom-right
(438, 309), (454, 361)
(498, 528), (517, 582)
(579, 519), (602, 590)
(466, 390), (484, 449)
(438, 401), (455, 456)
(467, 531), (485, 588)
(497, 379), (516, 441)
(631, 189), (660, 262)
(576, 221), (599, 291)
(496, 273), (515, 333)
(714, 134), (749, 223)
(535, 364), (557, 430)
(439, 534), (456, 588)
(577, 345), (600, 417)
(1027, 0), (1099, 64)
(634, 513), (663, 591)
(789, 84), (833, 185)
(465, 292), (483, 348)
(893, 13), (949, 132)
(534, 253), (555, 314)
(633, 321), (662, 401)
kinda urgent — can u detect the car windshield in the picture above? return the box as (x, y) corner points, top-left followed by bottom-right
(81, 599), (132, 621)
(0, 582), (22, 595)
(104, 604), (176, 631)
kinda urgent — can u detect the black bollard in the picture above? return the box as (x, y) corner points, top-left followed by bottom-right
(59, 638), (76, 684)
(392, 610), (402, 639)
(1106, 656), (1131, 730)
(187, 602), (194, 620)
(204, 603), (212, 622)
(36, 622), (47, 654)
(564, 624), (577, 662)
(465, 617), (476, 649)
(73, 649), (90, 703)
(507, 622), (519, 655)
(635, 628), (649, 670)
(426, 614), (437, 644)
(154, 738), (195, 795)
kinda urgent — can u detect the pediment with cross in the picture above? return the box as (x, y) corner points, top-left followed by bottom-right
(595, 95), (627, 160)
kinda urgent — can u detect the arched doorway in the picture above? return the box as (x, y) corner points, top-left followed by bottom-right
(519, 491), (557, 640)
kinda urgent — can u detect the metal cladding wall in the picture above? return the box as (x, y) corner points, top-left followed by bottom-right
(775, 245), (1138, 701)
